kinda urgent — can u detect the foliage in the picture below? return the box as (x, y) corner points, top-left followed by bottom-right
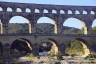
(36, 23), (54, 34)
(7, 23), (84, 34)
(24, 53), (38, 60)
(85, 54), (96, 59)
(90, 27), (96, 34)
(55, 53), (63, 60)
(8, 24), (29, 34)
(65, 40), (85, 56)
(75, 28), (84, 34)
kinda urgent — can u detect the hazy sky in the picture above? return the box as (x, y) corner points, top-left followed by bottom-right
(1, 0), (96, 29)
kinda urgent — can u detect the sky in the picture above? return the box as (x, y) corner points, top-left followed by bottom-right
(1, 0), (96, 29)
(1, 0), (96, 6)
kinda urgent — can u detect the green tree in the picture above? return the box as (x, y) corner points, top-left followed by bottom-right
(65, 40), (85, 56)
(75, 28), (84, 34)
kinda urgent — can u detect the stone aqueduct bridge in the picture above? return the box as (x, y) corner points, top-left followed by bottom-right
(0, 2), (96, 55)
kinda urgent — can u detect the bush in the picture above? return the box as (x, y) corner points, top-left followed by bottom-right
(85, 54), (96, 59)
(56, 53), (63, 60)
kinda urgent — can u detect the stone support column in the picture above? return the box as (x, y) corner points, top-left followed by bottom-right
(28, 23), (32, 34)
(84, 19), (93, 35)
(56, 15), (63, 34)
(3, 44), (10, 58)
(32, 43), (39, 55)
(0, 21), (3, 34)
(2, 22), (8, 34)
(1, 12), (10, 34)
(30, 19), (37, 33)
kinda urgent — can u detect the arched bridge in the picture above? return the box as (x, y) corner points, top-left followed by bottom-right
(0, 1), (96, 57)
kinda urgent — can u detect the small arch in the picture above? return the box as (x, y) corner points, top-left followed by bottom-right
(37, 17), (57, 34)
(16, 8), (22, 12)
(10, 38), (32, 56)
(75, 10), (80, 14)
(7, 7), (13, 12)
(38, 38), (58, 56)
(83, 10), (87, 14)
(25, 8), (31, 13)
(90, 11), (95, 15)
(52, 9), (57, 14)
(43, 9), (48, 13)
(68, 10), (72, 14)
(0, 7), (3, 11)
(35, 9), (40, 13)
(60, 10), (65, 14)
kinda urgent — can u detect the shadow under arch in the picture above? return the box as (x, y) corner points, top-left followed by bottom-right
(38, 38), (58, 56)
(63, 17), (87, 34)
(0, 42), (3, 56)
(10, 38), (32, 57)
(65, 38), (90, 57)
(36, 17), (58, 34)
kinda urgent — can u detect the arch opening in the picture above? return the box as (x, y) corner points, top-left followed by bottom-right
(36, 17), (57, 34)
(65, 38), (90, 57)
(60, 10), (65, 14)
(63, 18), (87, 34)
(38, 38), (58, 56)
(91, 19), (96, 34)
(52, 9), (57, 14)
(8, 16), (32, 34)
(26, 8), (31, 13)
(68, 10), (72, 14)
(7, 7), (12, 12)
(75, 10), (80, 14)
(83, 10), (87, 14)
(10, 38), (32, 57)
(16, 8), (22, 12)
(90, 11), (95, 15)
(35, 9), (40, 13)
(0, 7), (3, 11)
(43, 9), (48, 13)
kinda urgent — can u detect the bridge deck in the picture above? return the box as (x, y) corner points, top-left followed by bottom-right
(0, 34), (96, 37)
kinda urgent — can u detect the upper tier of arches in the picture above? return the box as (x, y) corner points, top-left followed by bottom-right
(0, 2), (95, 15)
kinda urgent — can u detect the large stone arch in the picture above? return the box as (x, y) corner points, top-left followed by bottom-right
(63, 17), (87, 34)
(8, 16), (32, 34)
(65, 38), (90, 57)
(36, 16), (58, 34)
(38, 38), (58, 56)
(10, 38), (32, 57)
